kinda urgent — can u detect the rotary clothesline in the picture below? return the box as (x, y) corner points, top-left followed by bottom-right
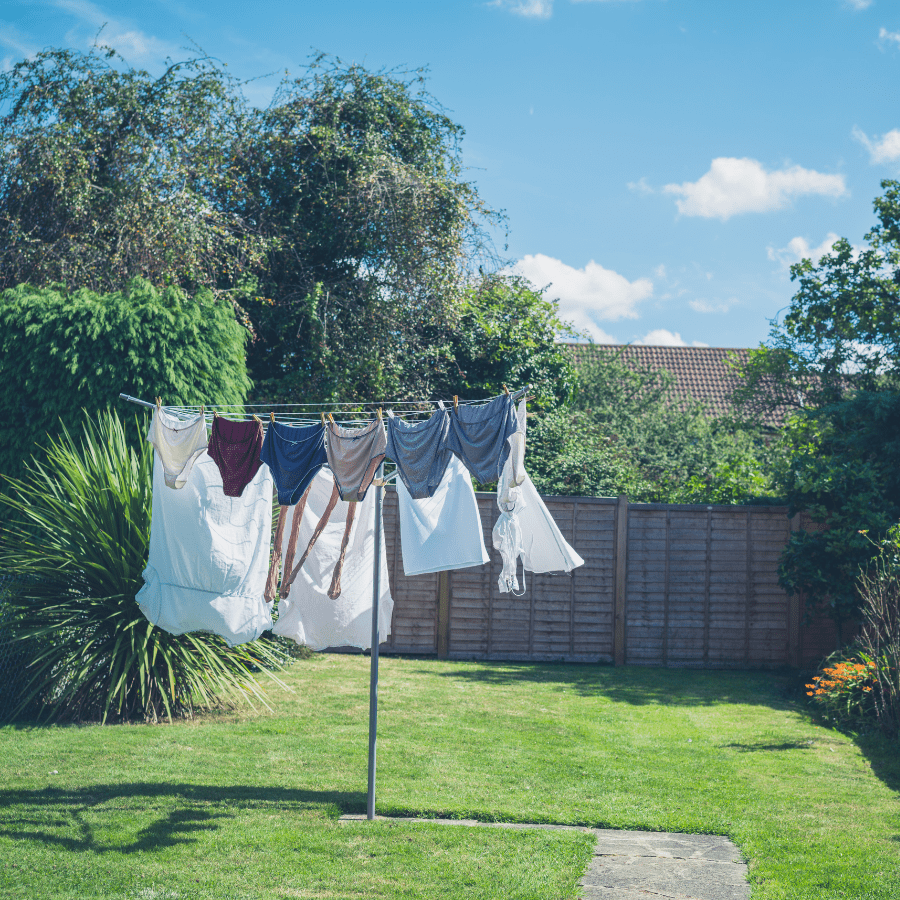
(119, 385), (531, 820)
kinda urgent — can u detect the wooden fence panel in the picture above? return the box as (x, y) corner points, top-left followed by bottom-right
(379, 488), (822, 668)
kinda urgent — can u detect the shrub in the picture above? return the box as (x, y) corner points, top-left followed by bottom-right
(0, 409), (288, 724)
(805, 655), (879, 730)
(0, 278), (251, 481)
(856, 535), (900, 738)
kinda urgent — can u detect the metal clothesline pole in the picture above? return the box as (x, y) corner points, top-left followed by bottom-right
(367, 460), (385, 821)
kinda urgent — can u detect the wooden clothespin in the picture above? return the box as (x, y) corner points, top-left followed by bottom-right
(200, 405), (205, 416)
(214, 410), (219, 419)
(328, 413), (335, 425)
(453, 395), (458, 411)
(270, 411), (275, 423)
(155, 396), (162, 409)
(377, 407), (383, 420)
(320, 412), (326, 426)
(252, 414), (261, 424)
(502, 384), (510, 396)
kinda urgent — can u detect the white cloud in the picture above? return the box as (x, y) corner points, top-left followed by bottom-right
(53, 0), (179, 61)
(662, 157), (847, 220)
(845, 0), (872, 9)
(878, 27), (900, 47)
(852, 126), (900, 164)
(767, 232), (842, 270)
(627, 176), (654, 195)
(688, 298), (736, 314)
(490, 0), (554, 18)
(514, 253), (653, 341)
(633, 329), (708, 348)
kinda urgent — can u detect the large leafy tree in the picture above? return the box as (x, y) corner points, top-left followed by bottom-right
(732, 180), (900, 630)
(0, 48), (266, 295)
(225, 56), (501, 403)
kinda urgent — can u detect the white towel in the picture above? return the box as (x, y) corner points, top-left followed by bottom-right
(397, 454), (489, 577)
(137, 453), (274, 646)
(272, 468), (393, 651)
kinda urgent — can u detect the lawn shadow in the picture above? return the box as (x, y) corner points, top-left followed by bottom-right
(721, 740), (815, 752)
(853, 732), (900, 803)
(0, 783), (364, 855)
(418, 661), (798, 710)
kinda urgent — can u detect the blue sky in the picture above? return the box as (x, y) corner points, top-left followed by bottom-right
(2, 0), (899, 348)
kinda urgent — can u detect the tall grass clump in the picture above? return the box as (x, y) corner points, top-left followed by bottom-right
(0, 409), (289, 724)
(855, 529), (900, 738)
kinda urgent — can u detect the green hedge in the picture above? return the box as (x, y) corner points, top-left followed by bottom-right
(0, 278), (251, 479)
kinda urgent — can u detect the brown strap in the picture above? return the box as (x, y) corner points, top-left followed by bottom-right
(282, 481), (340, 597)
(279, 484), (312, 600)
(328, 501), (357, 600)
(355, 453), (385, 502)
(263, 504), (288, 604)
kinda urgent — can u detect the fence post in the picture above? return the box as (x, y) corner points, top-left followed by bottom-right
(436, 570), (450, 659)
(788, 514), (802, 667)
(614, 494), (628, 666)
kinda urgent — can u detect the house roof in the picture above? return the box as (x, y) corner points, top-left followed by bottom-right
(563, 343), (776, 423)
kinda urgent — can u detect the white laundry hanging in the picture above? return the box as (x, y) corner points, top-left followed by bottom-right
(272, 468), (393, 651)
(397, 454), (489, 577)
(493, 398), (583, 592)
(137, 452), (274, 646)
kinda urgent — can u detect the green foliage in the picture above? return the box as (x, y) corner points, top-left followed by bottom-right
(855, 528), (900, 738)
(0, 47), (266, 294)
(733, 182), (900, 625)
(229, 56), (500, 403)
(525, 409), (652, 498)
(0, 409), (288, 723)
(568, 348), (776, 503)
(805, 653), (879, 732)
(0, 278), (250, 479)
(435, 274), (577, 407)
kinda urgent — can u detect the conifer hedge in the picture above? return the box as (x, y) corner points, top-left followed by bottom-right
(0, 278), (251, 479)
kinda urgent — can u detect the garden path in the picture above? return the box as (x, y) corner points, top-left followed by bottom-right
(340, 815), (750, 899)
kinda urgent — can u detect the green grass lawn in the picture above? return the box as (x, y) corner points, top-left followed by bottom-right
(1, 657), (898, 900)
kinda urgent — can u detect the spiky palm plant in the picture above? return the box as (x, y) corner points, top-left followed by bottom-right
(0, 409), (289, 723)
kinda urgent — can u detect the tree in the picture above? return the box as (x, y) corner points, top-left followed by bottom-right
(228, 56), (500, 403)
(433, 274), (577, 407)
(0, 48), (266, 296)
(570, 348), (776, 503)
(0, 279), (251, 479)
(732, 180), (900, 630)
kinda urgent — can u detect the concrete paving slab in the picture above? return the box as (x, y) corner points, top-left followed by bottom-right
(337, 815), (750, 899)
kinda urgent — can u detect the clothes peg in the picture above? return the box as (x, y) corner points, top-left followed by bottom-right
(377, 407), (383, 420)
(252, 414), (261, 424)
(453, 395), (458, 411)
(156, 396), (162, 409)
(438, 400), (446, 411)
(270, 411), (275, 423)
(214, 410), (219, 419)
(328, 413), (335, 425)
(502, 384), (510, 396)
(321, 412), (326, 426)
(200, 405), (205, 416)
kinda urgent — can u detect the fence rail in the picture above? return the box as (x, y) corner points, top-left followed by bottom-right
(380, 491), (837, 668)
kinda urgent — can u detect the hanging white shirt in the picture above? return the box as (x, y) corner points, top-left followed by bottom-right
(137, 453), (274, 646)
(272, 468), (393, 651)
(397, 454), (489, 577)
(493, 398), (583, 591)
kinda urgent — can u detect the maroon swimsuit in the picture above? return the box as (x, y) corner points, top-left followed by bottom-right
(208, 415), (264, 497)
